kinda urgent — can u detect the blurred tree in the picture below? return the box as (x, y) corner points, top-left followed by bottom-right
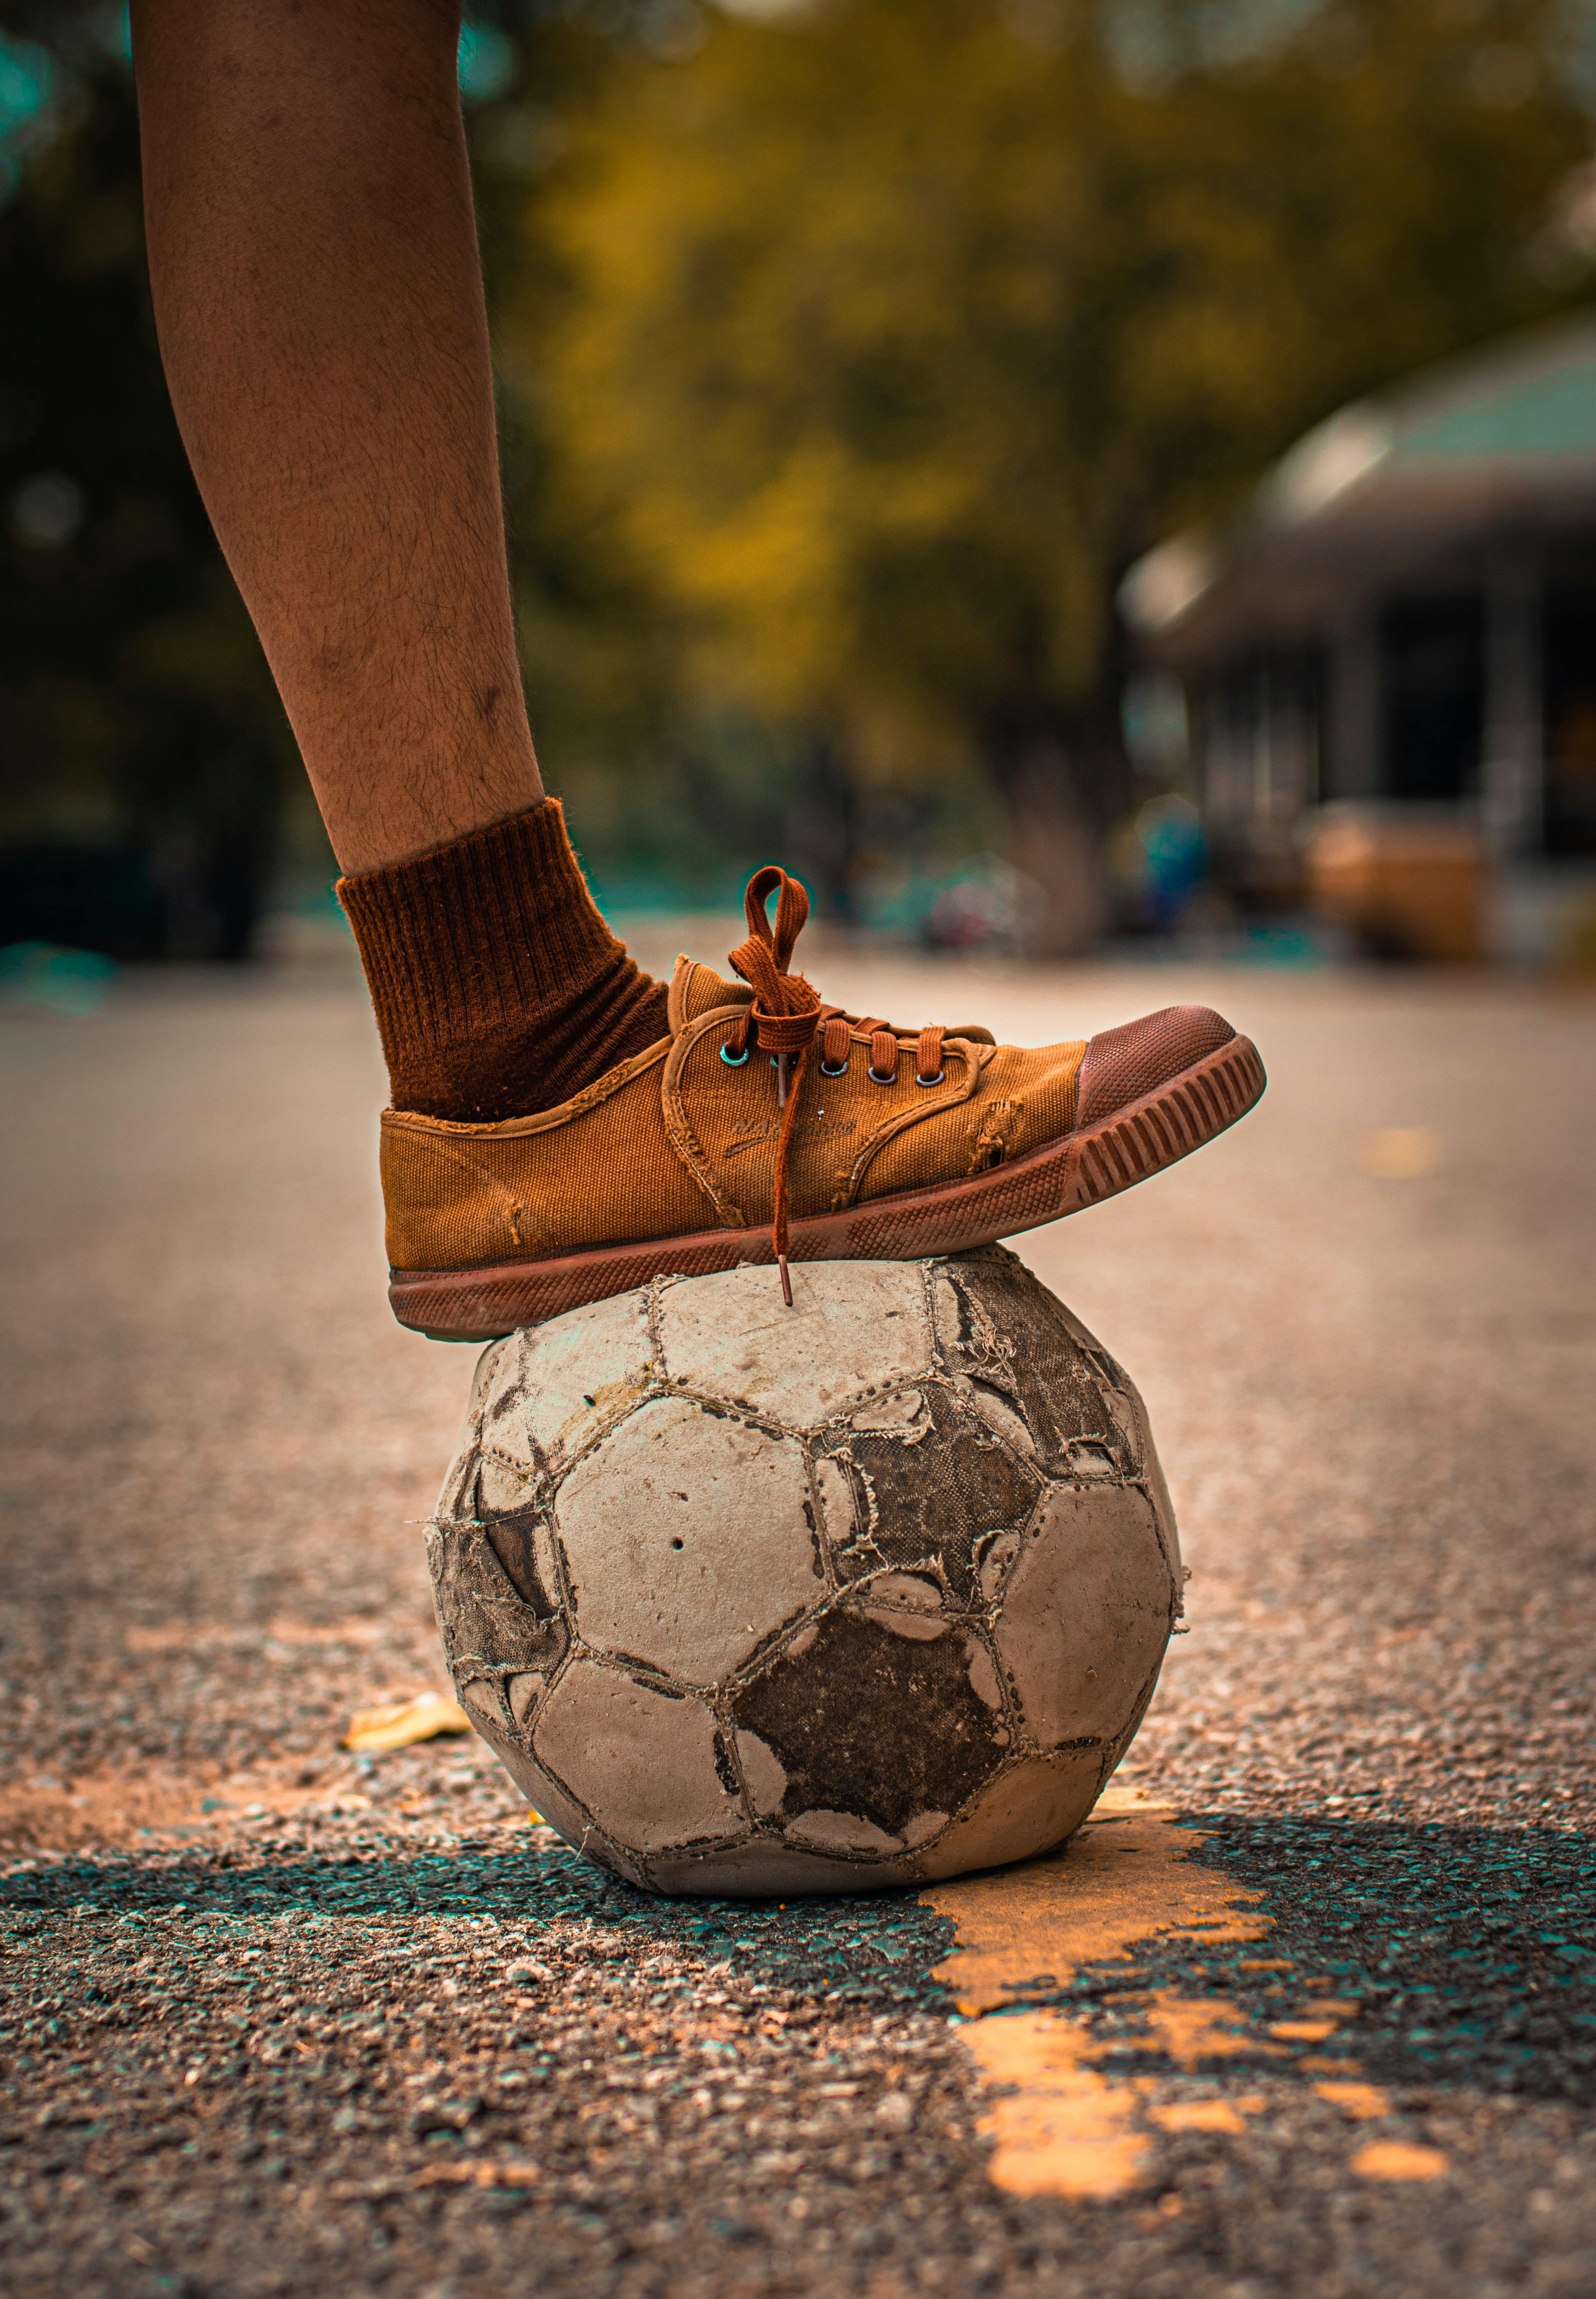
(470, 1), (813, 908)
(525, 0), (1595, 949)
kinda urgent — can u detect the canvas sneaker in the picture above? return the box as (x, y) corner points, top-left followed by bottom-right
(383, 866), (1265, 1340)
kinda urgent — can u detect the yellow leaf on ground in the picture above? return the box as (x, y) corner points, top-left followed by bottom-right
(342, 1693), (473, 1753)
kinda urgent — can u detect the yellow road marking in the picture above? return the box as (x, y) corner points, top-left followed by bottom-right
(922, 1787), (1403, 2201)
(1315, 2081), (1390, 2121)
(923, 1784), (1269, 2017)
(1151, 2100), (1250, 2134)
(921, 1784), (1272, 2198)
(1134, 1990), (1289, 2065)
(1351, 2141), (1450, 2181)
(961, 2010), (1146, 2199)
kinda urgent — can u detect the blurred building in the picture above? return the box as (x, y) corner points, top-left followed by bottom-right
(1121, 314), (1596, 928)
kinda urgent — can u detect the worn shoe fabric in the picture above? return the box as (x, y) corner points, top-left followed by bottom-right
(382, 867), (1264, 1340)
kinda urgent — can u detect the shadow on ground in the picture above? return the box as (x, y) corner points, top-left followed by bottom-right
(6, 1815), (1594, 2097)
(2, 1832), (955, 2011)
(1032, 1815), (1596, 2103)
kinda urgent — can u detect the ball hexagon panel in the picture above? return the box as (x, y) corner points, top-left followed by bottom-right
(552, 1394), (822, 1684)
(486, 1290), (656, 1483)
(427, 1518), (569, 1684)
(475, 1507), (563, 1617)
(532, 1659), (745, 1854)
(842, 1564), (961, 1644)
(656, 1260), (932, 1427)
(912, 1751), (1105, 1882)
(471, 1714), (641, 1883)
(461, 1334), (540, 1516)
(1120, 1371), (1181, 1557)
(480, 1669), (544, 1731)
(930, 1254), (1137, 1481)
(647, 1839), (910, 1900)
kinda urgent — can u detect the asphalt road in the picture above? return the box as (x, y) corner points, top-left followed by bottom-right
(2, 928), (1593, 2299)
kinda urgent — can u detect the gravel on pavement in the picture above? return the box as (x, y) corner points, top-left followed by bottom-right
(2, 934), (1593, 2298)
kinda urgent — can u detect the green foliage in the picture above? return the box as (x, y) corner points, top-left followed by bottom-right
(516, 0), (1594, 937)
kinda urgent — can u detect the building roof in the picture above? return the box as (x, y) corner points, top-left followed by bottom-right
(1121, 312), (1596, 667)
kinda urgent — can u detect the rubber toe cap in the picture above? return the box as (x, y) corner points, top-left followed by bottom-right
(1075, 1005), (1235, 1128)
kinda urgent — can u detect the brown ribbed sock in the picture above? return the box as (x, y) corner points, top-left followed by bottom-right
(337, 800), (670, 1122)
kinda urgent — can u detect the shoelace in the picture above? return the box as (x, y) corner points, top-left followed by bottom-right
(726, 867), (946, 1304)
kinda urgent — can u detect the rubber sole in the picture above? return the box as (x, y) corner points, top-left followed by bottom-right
(389, 1031), (1266, 1342)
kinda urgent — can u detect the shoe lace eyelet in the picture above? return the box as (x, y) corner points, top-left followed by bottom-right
(720, 1040), (750, 1067)
(915, 1069), (945, 1088)
(867, 1064), (896, 1086)
(819, 1057), (848, 1077)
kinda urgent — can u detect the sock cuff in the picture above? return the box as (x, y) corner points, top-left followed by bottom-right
(337, 799), (621, 1071)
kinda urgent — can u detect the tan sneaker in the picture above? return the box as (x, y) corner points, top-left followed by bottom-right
(383, 867), (1264, 1340)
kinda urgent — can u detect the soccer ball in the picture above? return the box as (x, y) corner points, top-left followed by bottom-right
(428, 1247), (1181, 1898)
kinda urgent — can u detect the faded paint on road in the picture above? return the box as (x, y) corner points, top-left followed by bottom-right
(923, 1784), (1269, 2017)
(924, 1784), (1273, 2196)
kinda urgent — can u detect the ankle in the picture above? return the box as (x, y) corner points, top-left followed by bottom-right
(338, 799), (668, 1121)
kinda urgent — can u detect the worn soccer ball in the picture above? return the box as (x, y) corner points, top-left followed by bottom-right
(428, 1247), (1182, 1898)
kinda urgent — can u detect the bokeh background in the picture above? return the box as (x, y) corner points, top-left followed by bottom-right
(3, 0), (1595, 979)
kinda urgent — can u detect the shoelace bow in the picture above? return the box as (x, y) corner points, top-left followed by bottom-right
(727, 866), (945, 1305)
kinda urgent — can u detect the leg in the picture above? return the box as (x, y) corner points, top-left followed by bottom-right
(131, 0), (540, 873)
(131, 0), (668, 1121)
(130, 0), (1266, 1325)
